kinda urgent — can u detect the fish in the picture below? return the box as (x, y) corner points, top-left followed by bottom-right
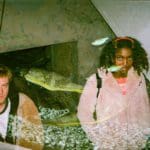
(91, 37), (110, 46)
(107, 66), (122, 72)
(22, 68), (83, 93)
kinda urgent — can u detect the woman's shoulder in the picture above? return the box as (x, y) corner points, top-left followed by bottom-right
(84, 68), (108, 85)
(86, 68), (108, 79)
(97, 68), (109, 79)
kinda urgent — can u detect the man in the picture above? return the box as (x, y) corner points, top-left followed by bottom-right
(0, 65), (44, 150)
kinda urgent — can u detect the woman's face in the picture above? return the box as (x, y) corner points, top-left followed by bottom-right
(114, 48), (133, 76)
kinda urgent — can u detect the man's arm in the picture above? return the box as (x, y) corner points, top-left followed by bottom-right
(16, 93), (44, 150)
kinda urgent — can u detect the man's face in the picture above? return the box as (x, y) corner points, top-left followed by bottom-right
(0, 77), (9, 105)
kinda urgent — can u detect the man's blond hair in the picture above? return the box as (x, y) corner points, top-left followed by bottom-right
(0, 64), (12, 81)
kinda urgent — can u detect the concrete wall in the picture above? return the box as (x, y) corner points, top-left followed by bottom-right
(0, 0), (114, 83)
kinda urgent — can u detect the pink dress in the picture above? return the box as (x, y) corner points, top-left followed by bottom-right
(77, 67), (150, 150)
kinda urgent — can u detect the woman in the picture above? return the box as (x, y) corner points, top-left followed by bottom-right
(77, 37), (150, 150)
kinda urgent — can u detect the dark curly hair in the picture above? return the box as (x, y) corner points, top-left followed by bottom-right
(99, 36), (149, 75)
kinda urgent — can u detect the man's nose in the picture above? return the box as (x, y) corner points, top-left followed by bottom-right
(123, 58), (128, 66)
(0, 87), (3, 95)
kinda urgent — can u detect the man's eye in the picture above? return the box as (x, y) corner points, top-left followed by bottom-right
(128, 57), (133, 61)
(2, 84), (8, 88)
(116, 57), (123, 61)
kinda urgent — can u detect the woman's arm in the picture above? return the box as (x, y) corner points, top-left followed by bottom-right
(77, 74), (99, 143)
